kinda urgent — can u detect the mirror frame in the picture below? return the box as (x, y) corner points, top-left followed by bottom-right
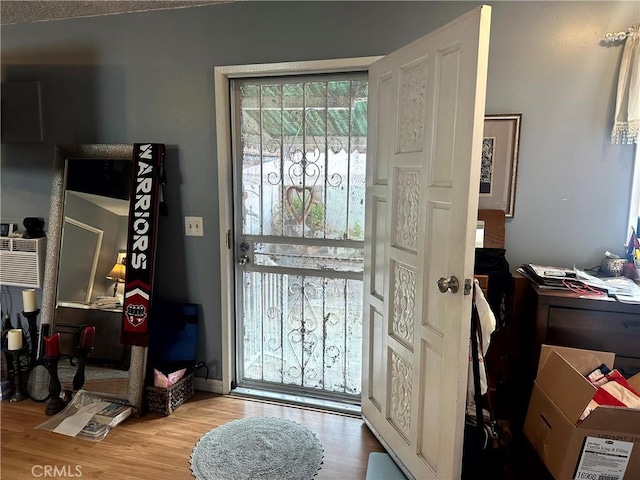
(42, 144), (146, 412)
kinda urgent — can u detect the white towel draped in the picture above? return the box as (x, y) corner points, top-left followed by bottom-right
(612, 24), (640, 144)
(467, 280), (496, 406)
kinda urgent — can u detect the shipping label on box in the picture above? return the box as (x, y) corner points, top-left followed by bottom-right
(574, 437), (633, 480)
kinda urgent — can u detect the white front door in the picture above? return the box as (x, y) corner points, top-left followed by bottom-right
(362, 6), (491, 480)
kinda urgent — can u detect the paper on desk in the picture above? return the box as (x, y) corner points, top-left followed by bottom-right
(52, 402), (111, 437)
(600, 276), (640, 304)
(575, 269), (611, 291)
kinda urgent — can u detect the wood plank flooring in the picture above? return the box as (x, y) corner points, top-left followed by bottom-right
(1, 388), (385, 480)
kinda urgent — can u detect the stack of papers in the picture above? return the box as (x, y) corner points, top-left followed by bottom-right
(90, 296), (121, 310)
(518, 264), (640, 303)
(77, 421), (110, 440)
(92, 402), (132, 427)
(51, 400), (131, 440)
(36, 390), (136, 442)
(518, 264), (582, 289)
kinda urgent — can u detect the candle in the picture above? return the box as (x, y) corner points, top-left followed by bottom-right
(22, 289), (37, 313)
(79, 326), (95, 349)
(44, 333), (61, 358)
(7, 329), (23, 351)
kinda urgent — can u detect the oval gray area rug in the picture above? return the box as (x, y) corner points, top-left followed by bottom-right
(190, 416), (324, 480)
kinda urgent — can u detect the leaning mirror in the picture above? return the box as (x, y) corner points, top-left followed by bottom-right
(41, 144), (146, 413)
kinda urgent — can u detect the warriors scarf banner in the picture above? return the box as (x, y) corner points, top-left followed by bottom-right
(120, 143), (165, 346)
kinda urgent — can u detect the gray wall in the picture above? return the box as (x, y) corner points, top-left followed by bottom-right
(1, 1), (638, 379)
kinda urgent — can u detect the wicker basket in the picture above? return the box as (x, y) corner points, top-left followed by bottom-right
(144, 373), (194, 415)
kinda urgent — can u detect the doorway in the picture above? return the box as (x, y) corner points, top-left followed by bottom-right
(230, 74), (368, 405)
(216, 6), (490, 474)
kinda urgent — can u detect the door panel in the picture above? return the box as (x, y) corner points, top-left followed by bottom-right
(369, 306), (385, 411)
(371, 196), (387, 301)
(373, 72), (393, 185)
(362, 6), (491, 479)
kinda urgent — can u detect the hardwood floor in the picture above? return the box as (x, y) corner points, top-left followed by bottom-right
(1, 389), (385, 480)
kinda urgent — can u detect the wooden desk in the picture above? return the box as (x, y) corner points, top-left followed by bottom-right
(503, 276), (640, 425)
(530, 285), (640, 377)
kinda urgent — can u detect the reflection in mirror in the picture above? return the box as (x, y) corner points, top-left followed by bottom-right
(57, 189), (129, 308)
(105, 254), (127, 299)
(58, 214), (104, 304)
(42, 145), (147, 413)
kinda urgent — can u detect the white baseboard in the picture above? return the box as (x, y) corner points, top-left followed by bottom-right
(194, 376), (224, 394)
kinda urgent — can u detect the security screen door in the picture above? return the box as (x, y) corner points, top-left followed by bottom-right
(232, 74), (368, 403)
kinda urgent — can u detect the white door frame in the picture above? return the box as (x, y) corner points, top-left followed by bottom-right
(214, 57), (382, 394)
(61, 216), (103, 303)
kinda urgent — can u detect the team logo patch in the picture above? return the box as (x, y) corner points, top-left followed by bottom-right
(126, 304), (147, 327)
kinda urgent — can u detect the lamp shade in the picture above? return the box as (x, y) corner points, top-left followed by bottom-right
(106, 263), (126, 282)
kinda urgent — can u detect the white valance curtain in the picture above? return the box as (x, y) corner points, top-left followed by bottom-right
(612, 24), (640, 144)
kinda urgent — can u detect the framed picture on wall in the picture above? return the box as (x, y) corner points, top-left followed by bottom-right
(479, 114), (522, 218)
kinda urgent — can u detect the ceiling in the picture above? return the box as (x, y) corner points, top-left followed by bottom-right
(68, 191), (129, 217)
(0, 1), (232, 26)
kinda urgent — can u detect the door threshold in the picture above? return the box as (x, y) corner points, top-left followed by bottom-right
(231, 387), (362, 416)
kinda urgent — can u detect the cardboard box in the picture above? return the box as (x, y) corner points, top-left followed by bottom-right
(524, 345), (640, 480)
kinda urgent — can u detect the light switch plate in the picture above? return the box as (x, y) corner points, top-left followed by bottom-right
(185, 216), (203, 236)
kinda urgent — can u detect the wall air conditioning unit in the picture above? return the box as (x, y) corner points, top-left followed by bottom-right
(0, 237), (47, 288)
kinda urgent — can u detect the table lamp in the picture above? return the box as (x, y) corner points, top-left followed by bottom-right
(106, 261), (126, 296)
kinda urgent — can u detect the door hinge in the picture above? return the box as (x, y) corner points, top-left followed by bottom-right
(226, 229), (232, 249)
